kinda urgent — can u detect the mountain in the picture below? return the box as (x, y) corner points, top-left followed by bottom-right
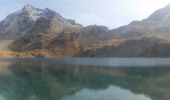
(108, 4), (170, 39)
(0, 4), (112, 57)
(80, 4), (170, 57)
(0, 4), (82, 39)
(1, 4), (170, 57)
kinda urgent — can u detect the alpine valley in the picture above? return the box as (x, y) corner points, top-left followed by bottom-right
(1, 4), (170, 57)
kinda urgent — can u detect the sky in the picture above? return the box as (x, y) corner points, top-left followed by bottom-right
(0, 0), (170, 29)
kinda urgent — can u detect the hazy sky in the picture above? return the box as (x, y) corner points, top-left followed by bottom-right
(0, 0), (170, 29)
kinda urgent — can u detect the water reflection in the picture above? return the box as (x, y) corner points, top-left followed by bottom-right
(0, 95), (5, 100)
(62, 86), (151, 100)
(0, 59), (169, 100)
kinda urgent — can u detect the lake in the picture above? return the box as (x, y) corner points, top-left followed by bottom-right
(0, 58), (170, 100)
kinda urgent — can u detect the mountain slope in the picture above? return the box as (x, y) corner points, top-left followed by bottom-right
(0, 4), (110, 57)
(1, 4), (170, 57)
(80, 4), (170, 57)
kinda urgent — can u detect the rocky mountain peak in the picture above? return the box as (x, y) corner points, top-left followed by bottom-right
(20, 5), (63, 21)
(20, 4), (43, 21)
(23, 4), (35, 12)
(0, 4), (83, 40)
(146, 4), (170, 21)
(23, 4), (34, 9)
(43, 8), (58, 18)
(44, 8), (52, 12)
(163, 4), (170, 10)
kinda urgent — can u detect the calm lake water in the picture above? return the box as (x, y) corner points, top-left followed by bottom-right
(0, 58), (170, 100)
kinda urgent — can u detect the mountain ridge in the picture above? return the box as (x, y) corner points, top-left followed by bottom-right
(1, 4), (170, 57)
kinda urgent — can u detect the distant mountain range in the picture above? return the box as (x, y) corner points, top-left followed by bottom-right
(1, 4), (170, 57)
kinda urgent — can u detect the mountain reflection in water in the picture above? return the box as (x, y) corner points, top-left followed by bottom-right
(0, 58), (169, 100)
(62, 86), (151, 100)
